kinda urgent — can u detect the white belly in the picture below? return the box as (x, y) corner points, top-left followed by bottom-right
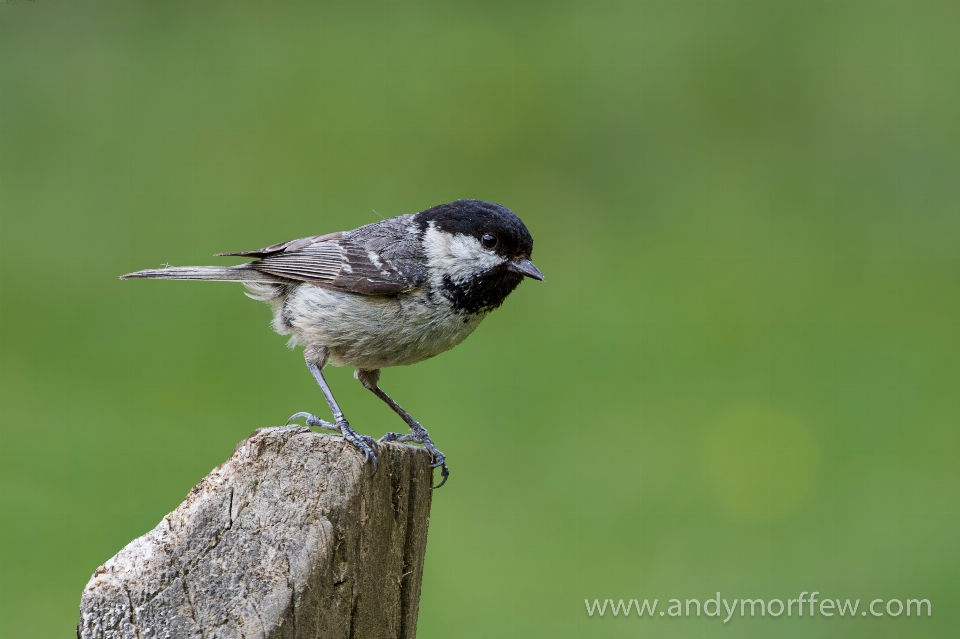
(275, 284), (487, 370)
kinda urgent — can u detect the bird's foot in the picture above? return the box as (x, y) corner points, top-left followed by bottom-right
(288, 412), (378, 471)
(380, 431), (449, 488)
(287, 411), (337, 431)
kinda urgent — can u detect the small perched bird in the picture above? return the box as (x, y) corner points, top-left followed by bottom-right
(122, 200), (542, 487)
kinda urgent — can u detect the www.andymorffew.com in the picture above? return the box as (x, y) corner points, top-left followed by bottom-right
(585, 592), (932, 623)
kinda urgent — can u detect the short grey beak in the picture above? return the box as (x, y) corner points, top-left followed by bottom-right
(508, 258), (544, 281)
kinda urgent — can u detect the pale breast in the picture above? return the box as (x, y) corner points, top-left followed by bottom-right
(274, 283), (487, 369)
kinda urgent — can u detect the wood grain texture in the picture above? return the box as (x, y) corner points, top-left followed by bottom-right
(78, 426), (434, 639)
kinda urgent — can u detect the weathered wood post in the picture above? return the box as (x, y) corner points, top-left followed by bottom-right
(78, 426), (434, 639)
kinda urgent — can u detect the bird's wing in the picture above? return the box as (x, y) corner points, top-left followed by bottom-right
(222, 216), (426, 295)
(216, 232), (345, 258)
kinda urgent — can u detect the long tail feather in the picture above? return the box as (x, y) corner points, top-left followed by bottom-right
(120, 265), (283, 283)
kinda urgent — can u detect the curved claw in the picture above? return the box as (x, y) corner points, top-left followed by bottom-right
(364, 445), (379, 473)
(381, 432), (449, 487)
(289, 412), (378, 472)
(432, 463), (450, 489)
(286, 411), (313, 425)
(353, 440), (378, 472)
(426, 449), (448, 488)
(338, 422), (378, 473)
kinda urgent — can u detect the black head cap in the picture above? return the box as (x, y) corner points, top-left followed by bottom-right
(415, 199), (534, 261)
(414, 200), (540, 314)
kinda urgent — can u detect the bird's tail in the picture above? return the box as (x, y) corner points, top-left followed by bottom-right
(120, 264), (282, 283)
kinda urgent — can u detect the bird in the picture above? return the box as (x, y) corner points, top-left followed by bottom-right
(121, 199), (543, 487)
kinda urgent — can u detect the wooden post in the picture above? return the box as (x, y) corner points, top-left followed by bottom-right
(78, 426), (434, 639)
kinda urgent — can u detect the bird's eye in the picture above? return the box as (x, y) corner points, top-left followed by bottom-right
(481, 234), (498, 249)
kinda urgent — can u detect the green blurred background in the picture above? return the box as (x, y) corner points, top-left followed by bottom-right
(1, 1), (958, 637)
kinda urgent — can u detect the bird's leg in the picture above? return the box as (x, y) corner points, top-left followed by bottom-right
(287, 346), (377, 471)
(355, 369), (449, 488)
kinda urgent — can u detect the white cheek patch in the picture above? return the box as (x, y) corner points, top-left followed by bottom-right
(423, 223), (505, 284)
